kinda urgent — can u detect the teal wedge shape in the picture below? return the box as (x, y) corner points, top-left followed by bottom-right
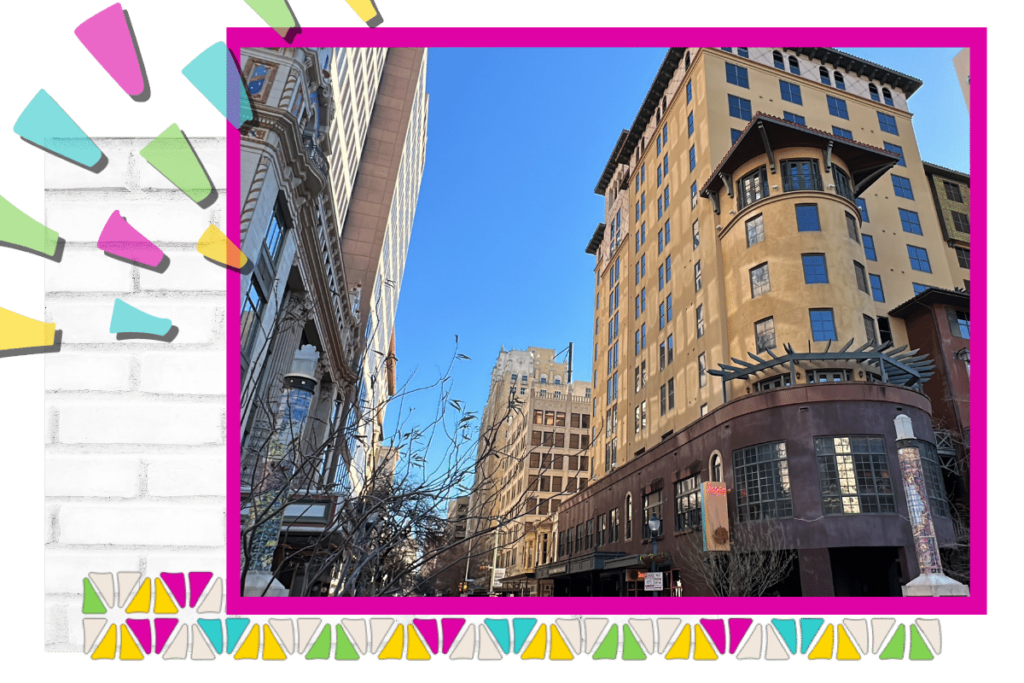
(197, 619), (223, 654)
(182, 42), (253, 129)
(512, 618), (537, 654)
(771, 619), (798, 655)
(109, 298), (172, 336)
(484, 619), (511, 654)
(799, 618), (824, 654)
(14, 90), (103, 167)
(225, 618), (250, 654)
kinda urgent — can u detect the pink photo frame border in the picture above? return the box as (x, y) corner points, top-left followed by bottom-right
(226, 26), (986, 616)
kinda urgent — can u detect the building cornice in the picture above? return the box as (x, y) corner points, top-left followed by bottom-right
(784, 47), (923, 97)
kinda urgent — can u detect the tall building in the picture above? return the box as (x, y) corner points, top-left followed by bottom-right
(923, 163), (971, 290)
(953, 48), (969, 111)
(237, 47), (428, 595)
(551, 48), (968, 597)
(327, 48), (429, 489)
(465, 347), (592, 596)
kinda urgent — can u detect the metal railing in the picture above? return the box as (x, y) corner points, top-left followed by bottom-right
(302, 134), (330, 178)
(782, 173), (824, 192)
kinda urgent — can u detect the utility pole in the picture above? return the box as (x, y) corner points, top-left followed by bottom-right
(567, 342), (574, 383)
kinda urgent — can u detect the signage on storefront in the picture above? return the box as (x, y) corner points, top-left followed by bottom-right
(492, 568), (506, 588)
(701, 482), (731, 552)
(644, 572), (663, 591)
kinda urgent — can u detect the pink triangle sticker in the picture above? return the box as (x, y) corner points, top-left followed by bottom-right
(125, 618), (152, 654)
(159, 573), (187, 609)
(188, 572), (213, 608)
(728, 618), (753, 654)
(96, 210), (164, 267)
(413, 619), (439, 654)
(699, 619), (726, 655)
(74, 4), (146, 97)
(441, 618), (466, 654)
(155, 618), (178, 654)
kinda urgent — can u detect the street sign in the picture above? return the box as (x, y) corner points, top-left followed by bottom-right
(644, 571), (663, 591)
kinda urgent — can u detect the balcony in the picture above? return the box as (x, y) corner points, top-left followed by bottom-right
(302, 134), (329, 179)
(782, 172), (824, 193)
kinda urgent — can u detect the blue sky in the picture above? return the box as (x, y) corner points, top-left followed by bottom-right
(384, 48), (970, 489)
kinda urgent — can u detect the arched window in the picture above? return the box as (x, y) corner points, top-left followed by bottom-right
(685, 51), (691, 70)
(773, 51), (784, 70)
(882, 88), (894, 106)
(554, 376), (562, 385)
(869, 83), (880, 102)
(625, 493), (633, 540)
(788, 56), (800, 75)
(819, 66), (831, 85)
(711, 453), (723, 482)
(834, 72), (845, 90)
(540, 374), (547, 384)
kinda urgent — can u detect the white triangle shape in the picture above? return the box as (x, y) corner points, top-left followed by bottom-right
(296, 618), (322, 654)
(478, 624), (503, 660)
(196, 578), (223, 614)
(116, 571), (141, 608)
(450, 624), (476, 660)
(555, 618), (582, 655)
(656, 618), (681, 654)
(843, 618), (869, 654)
(268, 619), (294, 654)
(83, 618), (106, 653)
(584, 618), (609, 654)
(342, 618), (368, 654)
(191, 624), (216, 660)
(915, 618), (942, 655)
(737, 624), (763, 660)
(628, 618), (655, 654)
(370, 618), (394, 654)
(163, 623), (188, 660)
(88, 572), (115, 608)
(765, 624), (790, 660)
(871, 618), (896, 654)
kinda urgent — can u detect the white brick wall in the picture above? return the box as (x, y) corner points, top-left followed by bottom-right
(44, 137), (227, 651)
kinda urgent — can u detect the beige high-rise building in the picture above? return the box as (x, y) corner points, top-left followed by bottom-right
(551, 48), (967, 597)
(953, 48), (969, 111)
(465, 347), (592, 596)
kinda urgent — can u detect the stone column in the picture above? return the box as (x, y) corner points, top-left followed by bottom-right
(894, 415), (969, 597)
(243, 344), (320, 597)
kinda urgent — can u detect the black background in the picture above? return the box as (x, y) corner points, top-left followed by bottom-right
(25, 2), (974, 659)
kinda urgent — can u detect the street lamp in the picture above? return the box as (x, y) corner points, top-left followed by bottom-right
(955, 348), (970, 378)
(648, 515), (661, 572)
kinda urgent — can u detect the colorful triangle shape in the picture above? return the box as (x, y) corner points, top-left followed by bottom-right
(550, 624), (574, 660)
(728, 618), (753, 654)
(119, 624), (145, 660)
(413, 619), (439, 655)
(694, 624), (719, 660)
(521, 624), (546, 660)
(139, 124), (213, 203)
(909, 625), (934, 660)
(665, 624), (691, 660)
(226, 618), (251, 654)
(484, 619), (511, 654)
(593, 624), (618, 660)
(808, 624), (834, 659)
(335, 624), (359, 660)
(82, 578), (107, 614)
(836, 624), (861, 660)
(305, 625), (331, 660)
(233, 624), (260, 660)
(182, 42), (253, 129)
(440, 618), (465, 654)
(622, 625), (646, 660)
(880, 624), (906, 660)
(154, 578), (179, 614)
(14, 90), (103, 168)
(771, 618), (797, 654)
(125, 618), (152, 654)
(198, 619), (223, 654)
(196, 224), (247, 269)
(0, 194), (60, 258)
(91, 624), (117, 659)
(407, 624), (432, 660)
(154, 618), (178, 655)
(263, 624), (288, 660)
(159, 573), (186, 608)
(799, 618), (824, 654)
(378, 625), (404, 659)
(512, 618), (537, 654)
(74, 3), (146, 97)
(188, 572), (213, 608)
(125, 577), (151, 613)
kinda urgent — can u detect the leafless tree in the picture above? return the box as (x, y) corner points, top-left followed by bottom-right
(676, 519), (796, 597)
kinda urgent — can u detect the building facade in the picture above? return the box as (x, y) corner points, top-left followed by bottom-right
(464, 347), (592, 596)
(551, 48), (968, 597)
(923, 163), (971, 290)
(237, 47), (429, 596)
(953, 48), (969, 111)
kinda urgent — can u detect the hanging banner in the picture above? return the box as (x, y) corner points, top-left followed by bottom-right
(701, 482), (731, 551)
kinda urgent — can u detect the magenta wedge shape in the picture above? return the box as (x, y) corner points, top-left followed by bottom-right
(96, 210), (163, 266)
(75, 4), (145, 97)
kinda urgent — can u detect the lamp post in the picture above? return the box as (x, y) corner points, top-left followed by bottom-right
(955, 348), (970, 378)
(648, 515), (662, 596)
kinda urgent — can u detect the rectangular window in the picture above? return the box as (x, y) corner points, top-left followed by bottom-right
(877, 112), (899, 135)
(796, 204), (821, 232)
(586, 519), (594, 549)
(951, 211), (970, 233)
(745, 214), (765, 247)
(783, 111), (806, 125)
(726, 62), (749, 88)
(943, 181), (964, 203)
(863, 234), (877, 261)
(728, 128), (743, 146)
(869, 274), (885, 302)
(641, 255), (646, 277)
(877, 316), (893, 344)
(854, 261), (869, 293)
(738, 48), (749, 58)
(657, 135), (661, 156)
(810, 309), (838, 341)
(846, 212), (859, 242)
(642, 490), (663, 540)
(955, 246), (970, 269)
(657, 196), (663, 219)
(827, 95), (849, 119)
(688, 112), (694, 137)
(641, 192), (646, 213)
(913, 283), (928, 296)
(657, 165), (662, 187)
(892, 175), (914, 200)
(597, 513), (607, 547)
(691, 181), (697, 208)
(750, 262), (771, 298)
(802, 253), (829, 284)
(779, 80), (802, 105)
(658, 230), (663, 254)
(610, 508), (620, 543)
(864, 315), (877, 344)
(694, 260), (702, 292)
(728, 94), (752, 121)
(659, 302), (665, 330)
(692, 220), (700, 249)
(899, 208), (922, 235)
(642, 323), (647, 349)
(663, 155), (669, 180)
(664, 188), (670, 211)
(699, 353), (707, 387)
(660, 383), (667, 416)
(857, 198), (870, 223)
(947, 308), (970, 339)
(635, 295), (640, 320)
(642, 287), (646, 312)
(241, 279), (267, 354)
(689, 145), (696, 171)
(686, 80), (692, 103)
(907, 245), (932, 273)
(666, 256), (672, 283)
(734, 441), (793, 521)
(664, 219), (671, 244)
(755, 317), (776, 353)
(696, 304), (704, 338)
(832, 126), (853, 140)
(884, 142), (905, 166)
(667, 334), (674, 364)
(816, 436), (896, 514)
(263, 207), (285, 263)
(674, 476), (702, 532)
(666, 294), (673, 322)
